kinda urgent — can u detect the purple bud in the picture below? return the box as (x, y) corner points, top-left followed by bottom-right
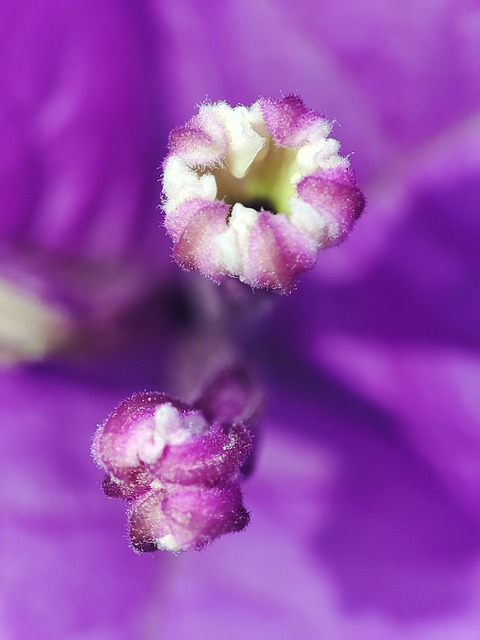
(92, 383), (256, 552)
(196, 365), (264, 477)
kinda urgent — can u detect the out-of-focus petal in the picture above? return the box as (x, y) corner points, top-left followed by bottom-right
(0, 0), (163, 259)
(267, 117), (480, 525)
(153, 0), (480, 183)
(0, 0), (173, 361)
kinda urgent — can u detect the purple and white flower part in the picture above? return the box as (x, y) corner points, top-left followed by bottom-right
(94, 95), (364, 553)
(162, 95), (365, 292)
(93, 367), (262, 552)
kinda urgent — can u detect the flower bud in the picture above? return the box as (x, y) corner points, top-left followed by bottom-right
(92, 387), (254, 552)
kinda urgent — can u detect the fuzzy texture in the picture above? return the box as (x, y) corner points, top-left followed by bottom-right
(93, 389), (253, 552)
(162, 96), (364, 292)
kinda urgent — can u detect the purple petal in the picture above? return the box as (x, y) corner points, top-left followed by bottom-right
(157, 423), (252, 485)
(172, 199), (229, 277)
(297, 167), (365, 245)
(0, 0), (174, 361)
(1, 0), (165, 261)
(260, 95), (325, 146)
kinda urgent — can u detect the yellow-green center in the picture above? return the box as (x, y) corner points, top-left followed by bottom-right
(212, 139), (298, 215)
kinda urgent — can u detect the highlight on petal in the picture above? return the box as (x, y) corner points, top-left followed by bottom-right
(0, 249), (166, 364)
(161, 96), (365, 293)
(92, 375), (257, 553)
(0, 274), (75, 364)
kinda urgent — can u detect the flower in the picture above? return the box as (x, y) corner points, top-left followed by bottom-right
(162, 96), (364, 292)
(2, 0), (480, 639)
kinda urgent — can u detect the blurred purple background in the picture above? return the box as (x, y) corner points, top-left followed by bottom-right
(1, 1), (480, 638)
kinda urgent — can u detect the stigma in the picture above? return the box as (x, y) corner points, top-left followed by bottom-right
(161, 95), (365, 293)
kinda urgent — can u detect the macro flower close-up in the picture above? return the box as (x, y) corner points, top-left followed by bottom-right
(162, 95), (364, 292)
(2, 1), (480, 639)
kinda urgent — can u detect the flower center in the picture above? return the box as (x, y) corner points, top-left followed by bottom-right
(161, 97), (365, 292)
(210, 138), (298, 216)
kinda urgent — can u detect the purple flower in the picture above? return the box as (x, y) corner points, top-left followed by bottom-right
(2, 0), (480, 639)
(162, 96), (364, 292)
